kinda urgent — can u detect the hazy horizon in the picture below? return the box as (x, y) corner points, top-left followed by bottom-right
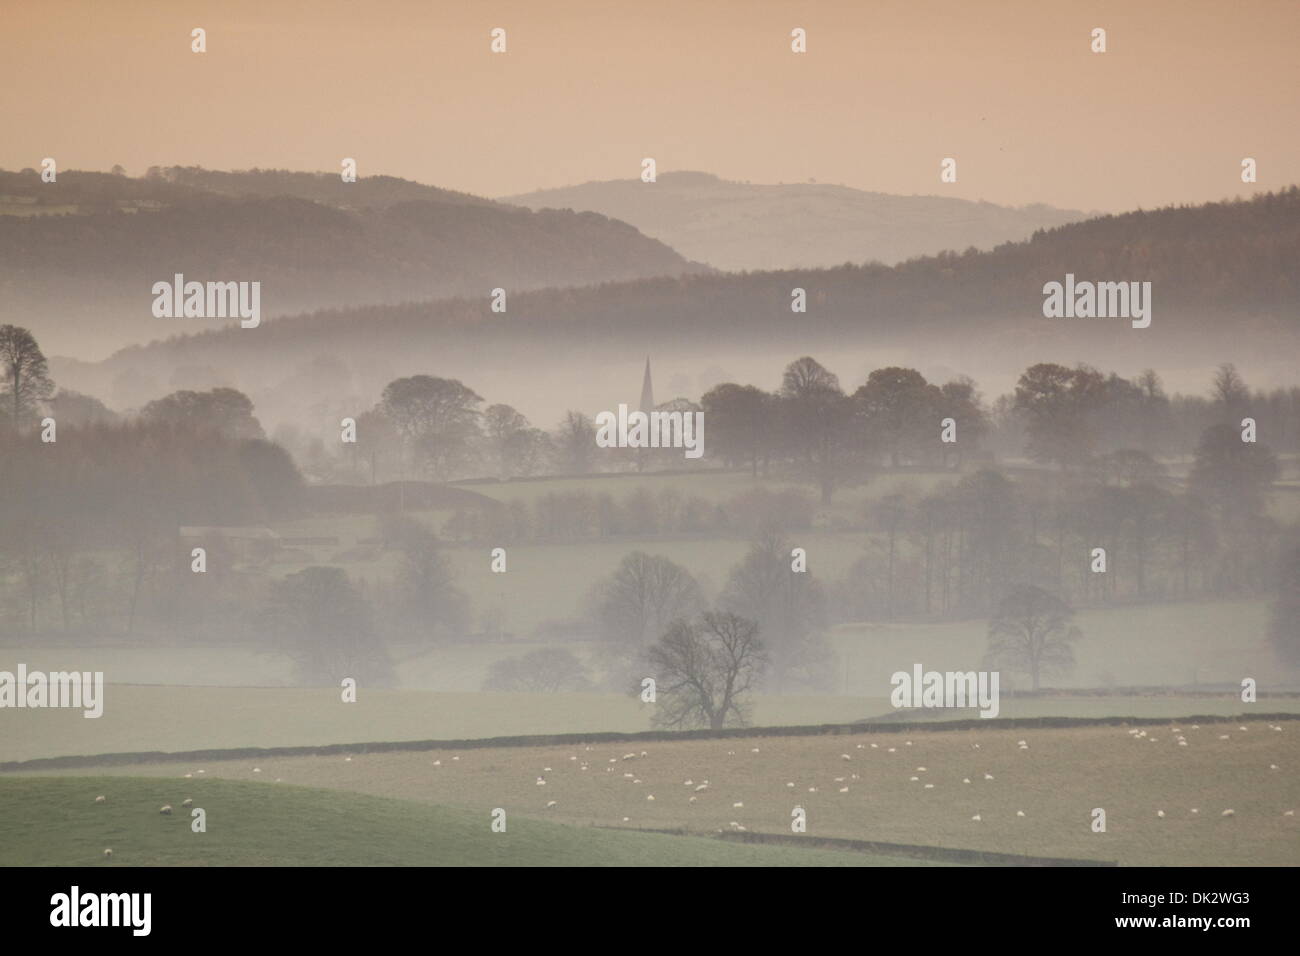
(3, 0), (1298, 212)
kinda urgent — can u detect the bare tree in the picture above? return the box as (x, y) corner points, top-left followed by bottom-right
(648, 611), (767, 730)
(0, 325), (55, 430)
(984, 584), (1080, 691)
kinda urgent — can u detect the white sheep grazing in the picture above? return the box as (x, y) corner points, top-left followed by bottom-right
(159, 805), (173, 815)
(924, 784), (934, 789)
(94, 795), (106, 804)
(546, 800), (557, 808)
(694, 784), (708, 792)
(689, 796), (697, 803)
(733, 802), (744, 808)
(1016, 810), (1025, 817)
(683, 779), (693, 786)
(840, 754), (852, 761)
(971, 814), (981, 822)
(103, 848), (113, 858)
(984, 773), (994, 780)
(1222, 809), (1236, 817)
(1284, 810), (1295, 816)
(646, 794), (655, 801)
(963, 778), (971, 784)
(1156, 810), (1165, 818)
(839, 787), (849, 793)
(182, 798), (193, 808)
(787, 782), (795, 788)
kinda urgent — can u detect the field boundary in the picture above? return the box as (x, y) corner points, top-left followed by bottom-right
(4, 712), (1297, 773)
(708, 830), (1117, 867)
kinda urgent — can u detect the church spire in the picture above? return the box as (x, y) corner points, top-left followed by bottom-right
(639, 356), (655, 413)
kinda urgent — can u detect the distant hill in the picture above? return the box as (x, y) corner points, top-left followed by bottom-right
(0, 167), (707, 357)
(58, 189), (1300, 425)
(503, 171), (1093, 271)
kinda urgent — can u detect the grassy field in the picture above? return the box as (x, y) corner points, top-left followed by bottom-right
(0, 776), (921, 867)
(25, 721), (1296, 867)
(4, 676), (1297, 764)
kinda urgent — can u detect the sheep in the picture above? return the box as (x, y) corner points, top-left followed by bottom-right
(924, 784), (934, 789)
(751, 748), (760, 753)
(963, 778), (972, 784)
(252, 767), (261, 773)
(94, 795), (106, 804)
(839, 787), (849, 793)
(971, 814), (981, 822)
(786, 782), (795, 788)
(916, 767), (927, 772)
(1221, 809), (1236, 817)
(345, 757), (352, 763)
(694, 784), (708, 792)
(623, 772), (634, 779)
(683, 779), (693, 786)
(632, 779), (641, 784)
(103, 848), (113, 858)
(1156, 810), (1165, 818)
(536, 777), (546, 786)
(689, 796), (697, 803)
(546, 800), (557, 808)
(182, 798), (193, 808)
(840, 754), (852, 761)
(1284, 810), (1295, 816)
(1016, 810), (1025, 817)
(984, 773), (994, 780)
(909, 776), (920, 782)
(159, 805), (173, 815)
(732, 802), (744, 808)
(646, 794), (655, 801)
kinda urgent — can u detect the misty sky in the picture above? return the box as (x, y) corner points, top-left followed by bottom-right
(3, 0), (1297, 212)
